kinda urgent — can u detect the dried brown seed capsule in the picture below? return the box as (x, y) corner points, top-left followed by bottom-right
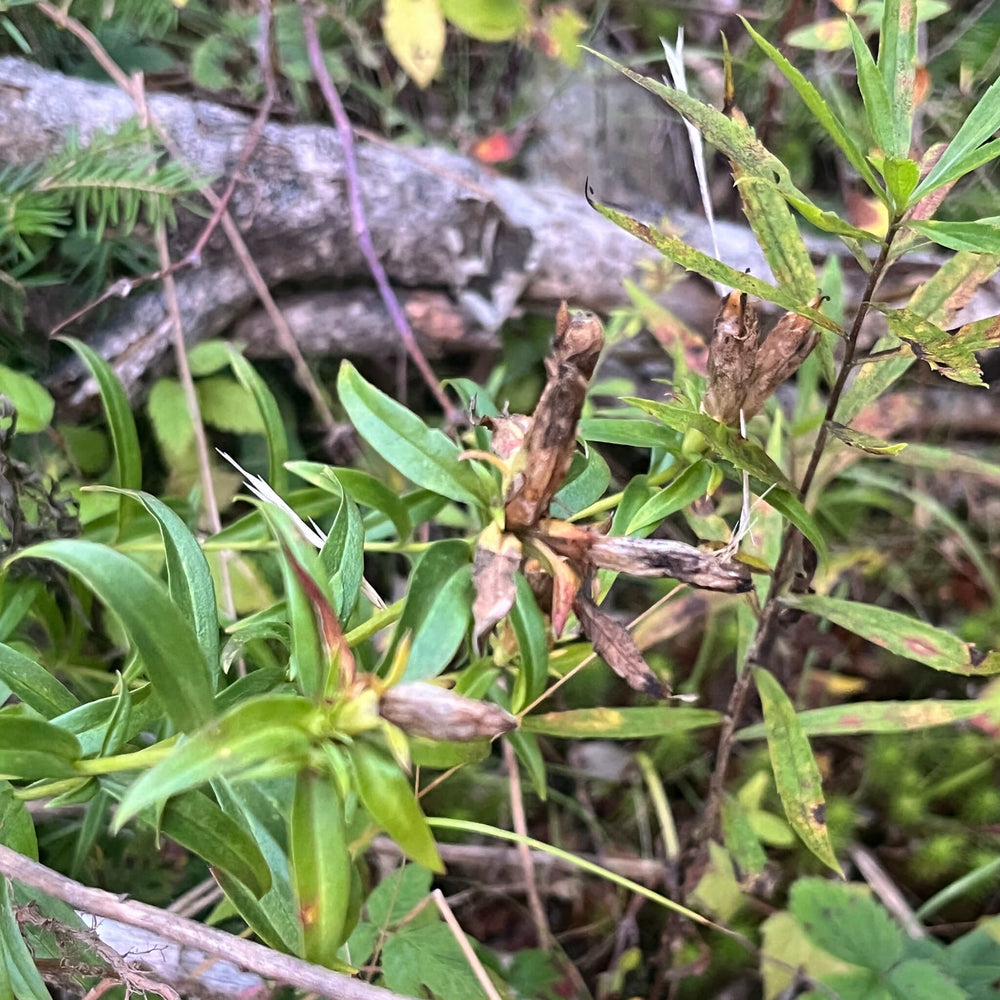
(379, 683), (518, 741)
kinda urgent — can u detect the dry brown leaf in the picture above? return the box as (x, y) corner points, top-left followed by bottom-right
(504, 302), (604, 530)
(471, 523), (522, 650)
(573, 594), (666, 698)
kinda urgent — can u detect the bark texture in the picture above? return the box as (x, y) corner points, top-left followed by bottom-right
(0, 56), (759, 409)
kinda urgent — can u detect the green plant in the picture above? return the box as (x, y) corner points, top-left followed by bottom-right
(3, 1), (1000, 997)
(762, 876), (1000, 1000)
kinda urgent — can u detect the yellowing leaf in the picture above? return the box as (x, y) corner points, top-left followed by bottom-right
(440, 0), (526, 41)
(787, 17), (851, 49)
(536, 5), (587, 67)
(382, 0), (446, 89)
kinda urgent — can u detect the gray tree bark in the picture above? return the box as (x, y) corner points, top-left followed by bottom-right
(0, 56), (767, 410)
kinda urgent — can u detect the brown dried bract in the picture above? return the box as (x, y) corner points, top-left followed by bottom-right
(504, 302), (604, 530)
(533, 522), (751, 594)
(471, 524), (522, 651)
(380, 682), (518, 741)
(573, 593), (666, 698)
(742, 305), (821, 417)
(703, 291), (760, 426)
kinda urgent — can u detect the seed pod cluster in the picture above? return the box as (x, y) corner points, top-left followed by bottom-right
(471, 302), (753, 698)
(703, 291), (822, 426)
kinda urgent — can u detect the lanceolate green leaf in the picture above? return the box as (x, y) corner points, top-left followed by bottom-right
(754, 668), (841, 873)
(911, 73), (1000, 200)
(588, 195), (843, 331)
(908, 138), (1000, 203)
(58, 337), (141, 537)
(0, 716), (81, 779)
(585, 48), (875, 243)
(351, 741), (443, 873)
(627, 461), (715, 534)
(290, 769), (352, 963)
(228, 346), (289, 495)
(877, 0), (916, 160)
(113, 695), (316, 826)
(523, 705), (721, 739)
(157, 790), (271, 898)
(622, 398), (796, 491)
(0, 879), (50, 1000)
(741, 18), (882, 196)
(848, 17), (894, 158)
(100, 489), (221, 685)
(0, 641), (78, 718)
(388, 539), (473, 683)
(258, 505), (335, 698)
(54, 685), (160, 758)
(909, 218), (1000, 254)
(509, 573), (548, 713)
(213, 780), (303, 954)
(782, 594), (1000, 675)
(738, 698), (990, 739)
(288, 463), (411, 542)
(337, 361), (491, 508)
(13, 541), (215, 732)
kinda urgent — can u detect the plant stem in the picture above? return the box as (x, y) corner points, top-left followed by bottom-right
(298, 1), (463, 428)
(700, 221), (901, 844)
(73, 738), (178, 776)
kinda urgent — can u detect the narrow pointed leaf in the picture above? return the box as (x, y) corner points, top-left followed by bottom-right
(839, 251), (1000, 421)
(627, 461), (714, 534)
(0, 642), (77, 719)
(387, 539), (473, 682)
(909, 218), (1000, 254)
(338, 361), (491, 507)
(738, 697), (990, 739)
(58, 337), (140, 537)
(100, 489), (220, 685)
(258, 505), (337, 698)
(586, 48), (875, 243)
(782, 594), (1000, 675)
(589, 194), (844, 329)
(114, 695), (315, 826)
(848, 17), (895, 157)
(0, 879), (50, 1000)
(827, 422), (907, 455)
(158, 790), (272, 898)
(351, 742), (443, 872)
(908, 138), (1000, 202)
(523, 705), (720, 738)
(0, 717), (81, 779)
(54, 685), (160, 758)
(228, 346), (289, 495)
(509, 572), (549, 713)
(12, 541), (214, 732)
(754, 667), (841, 873)
(882, 306), (994, 385)
(289, 462), (411, 542)
(741, 18), (882, 194)
(877, 0), (916, 159)
(290, 769), (352, 963)
(912, 72), (1000, 199)
(622, 398), (796, 491)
